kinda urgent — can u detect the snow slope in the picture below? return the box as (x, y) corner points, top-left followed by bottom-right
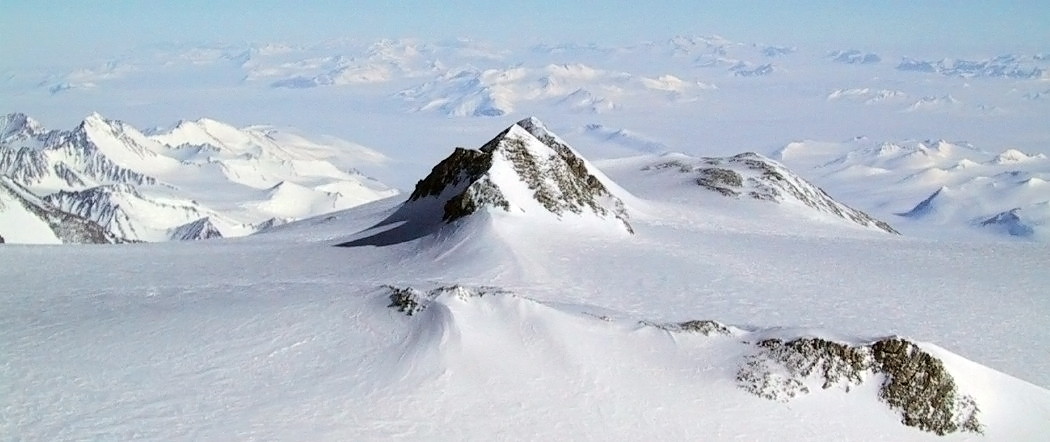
(3, 119), (1049, 440)
(3, 196), (1049, 439)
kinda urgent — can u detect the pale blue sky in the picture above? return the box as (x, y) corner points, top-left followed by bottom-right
(2, 0), (1047, 66)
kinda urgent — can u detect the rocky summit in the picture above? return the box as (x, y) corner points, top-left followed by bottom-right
(406, 117), (633, 233)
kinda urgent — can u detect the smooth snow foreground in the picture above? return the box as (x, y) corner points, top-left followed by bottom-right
(3, 188), (1050, 440)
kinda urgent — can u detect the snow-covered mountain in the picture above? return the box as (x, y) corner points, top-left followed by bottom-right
(0, 112), (397, 242)
(632, 152), (898, 234)
(0, 176), (118, 244)
(4, 117), (1050, 440)
(777, 139), (1050, 239)
(342, 117), (633, 246)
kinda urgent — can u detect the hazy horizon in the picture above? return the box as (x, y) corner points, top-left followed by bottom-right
(3, 1), (1048, 68)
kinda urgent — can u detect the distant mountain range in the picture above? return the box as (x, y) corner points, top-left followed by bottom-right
(777, 139), (1050, 239)
(0, 113), (396, 243)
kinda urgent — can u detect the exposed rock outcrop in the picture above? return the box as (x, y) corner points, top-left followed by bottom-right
(738, 336), (982, 435)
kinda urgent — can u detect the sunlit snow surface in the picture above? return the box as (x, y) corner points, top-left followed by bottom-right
(3, 35), (1050, 439)
(2, 189), (1048, 439)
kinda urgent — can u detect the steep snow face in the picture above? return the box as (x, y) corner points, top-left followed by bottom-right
(776, 139), (1050, 240)
(0, 112), (398, 243)
(0, 177), (116, 244)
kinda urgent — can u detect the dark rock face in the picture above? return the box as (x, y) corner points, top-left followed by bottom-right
(405, 117), (632, 231)
(0, 233), (5, 243)
(408, 148), (491, 203)
(738, 336), (982, 435)
(871, 339), (982, 435)
(696, 168), (744, 197)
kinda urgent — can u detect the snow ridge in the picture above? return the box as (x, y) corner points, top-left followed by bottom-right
(642, 152), (898, 234)
(383, 284), (994, 436)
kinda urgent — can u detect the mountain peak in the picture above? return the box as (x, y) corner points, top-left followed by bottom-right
(412, 118), (631, 229)
(0, 112), (44, 142)
(344, 118), (633, 247)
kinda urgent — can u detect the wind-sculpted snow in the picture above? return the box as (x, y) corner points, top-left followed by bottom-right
(378, 284), (1039, 437)
(0, 112), (397, 243)
(4, 190), (1050, 439)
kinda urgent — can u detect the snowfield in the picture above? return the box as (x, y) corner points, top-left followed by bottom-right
(3, 28), (1050, 439)
(3, 120), (1048, 440)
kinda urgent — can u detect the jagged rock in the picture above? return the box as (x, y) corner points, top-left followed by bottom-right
(0, 233), (5, 243)
(737, 336), (982, 435)
(871, 338), (982, 435)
